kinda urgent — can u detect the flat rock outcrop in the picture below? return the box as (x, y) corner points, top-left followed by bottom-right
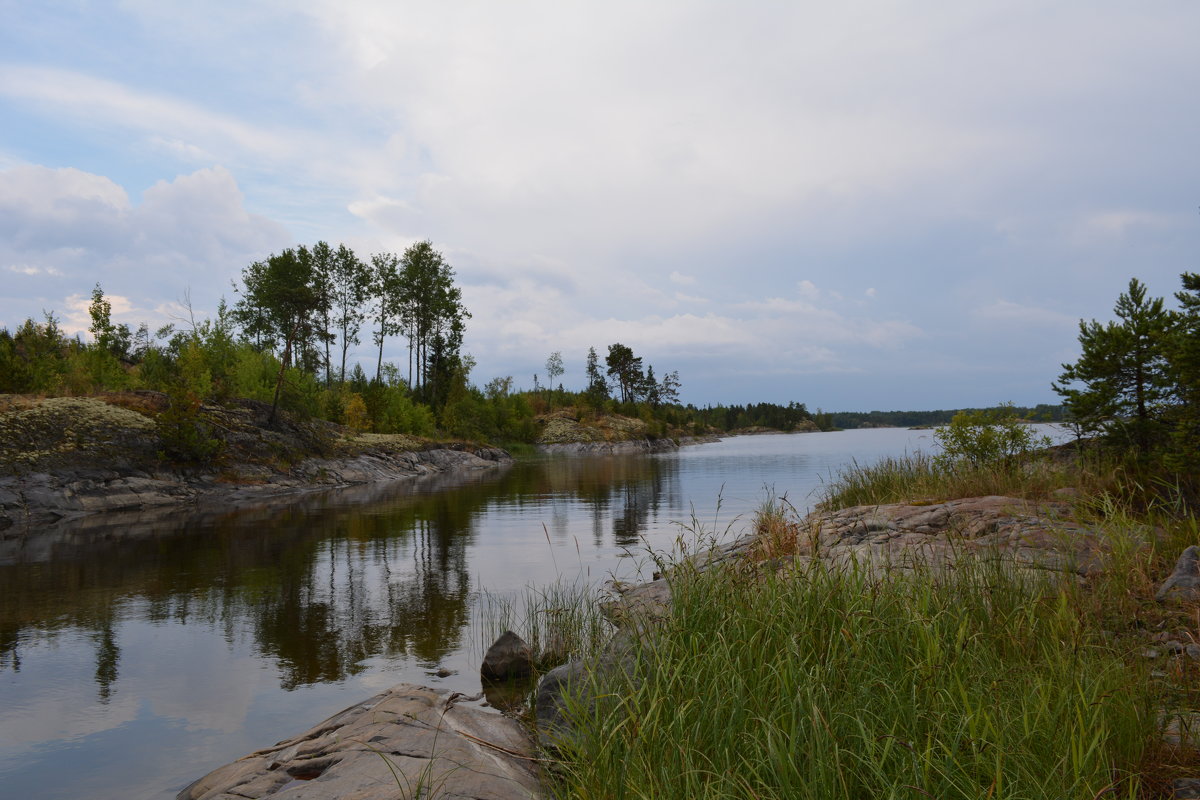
(608, 495), (1106, 625)
(178, 683), (542, 800)
(0, 446), (509, 531)
(0, 393), (512, 531)
(536, 438), (678, 455)
(793, 495), (1105, 575)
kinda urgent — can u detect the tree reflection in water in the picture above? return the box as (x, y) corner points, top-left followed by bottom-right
(0, 452), (682, 698)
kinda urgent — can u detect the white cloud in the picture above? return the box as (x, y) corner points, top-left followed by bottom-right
(0, 65), (300, 165)
(7, 264), (62, 276)
(669, 271), (696, 286)
(0, 164), (288, 331)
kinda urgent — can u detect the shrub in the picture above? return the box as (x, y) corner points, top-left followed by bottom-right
(934, 402), (1050, 469)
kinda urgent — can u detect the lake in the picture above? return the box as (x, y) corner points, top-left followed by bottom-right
(1, 427), (1021, 799)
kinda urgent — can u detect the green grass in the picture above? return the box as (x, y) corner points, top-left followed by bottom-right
(474, 579), (612, 673)
(817, 448), (1159, 512)
(550, 554), (1157, 799)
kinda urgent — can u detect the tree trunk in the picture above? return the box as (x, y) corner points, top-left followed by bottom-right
(270, 321), (300, 427)
(376, 316), (386, 383)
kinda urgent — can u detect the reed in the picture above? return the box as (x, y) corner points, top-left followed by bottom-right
(474, 579), (612, 672)
(551, 553), (1156, 799)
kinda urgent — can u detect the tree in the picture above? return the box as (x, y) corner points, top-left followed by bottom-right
(233, 248), (325, 424)
(1166, 272), (1200, 471)
(658, 369), (682, 406)
(585, 346), (609, 405)
(545, 351), (564, 406)
(642, 365), (661, 408)
(325, 243), (371, 384)
(88, 284), (132, 360)
(605, 343), (644, 403)
(398, 240), (470, 402)
(370, 251), (403, 383)
(1053, 278), (1174, 453)
(307, 241), (335, 385)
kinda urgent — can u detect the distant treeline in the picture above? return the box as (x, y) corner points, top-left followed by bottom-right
(817, 404), (1066, 430)
(686, 402), (814, 432)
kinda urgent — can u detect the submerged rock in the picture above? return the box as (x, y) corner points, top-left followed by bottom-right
(481, 630), (534, 682)
(176, 683), (542, 800)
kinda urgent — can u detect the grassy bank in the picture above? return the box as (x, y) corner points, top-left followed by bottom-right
(535, 453), (1200, 799)
(554, 558), (1154, 799)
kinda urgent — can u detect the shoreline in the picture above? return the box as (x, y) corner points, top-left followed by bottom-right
(0, 444), (511, 533)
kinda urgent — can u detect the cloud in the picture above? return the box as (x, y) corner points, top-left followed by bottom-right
(974, 299), (1078, 330)
(0, 65), (300, 166)
(0, 164), (288, 330)
(1067, 209), (1176, 246)
(2, 2), (1197, 408)
(7, 264), (62, 277)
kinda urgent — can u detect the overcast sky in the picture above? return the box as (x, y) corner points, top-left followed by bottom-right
(2, 1), (1197, 411)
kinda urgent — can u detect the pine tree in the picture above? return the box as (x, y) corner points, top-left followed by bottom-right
(1166, 272), (1200, 471)
(1053, 278), (1173, 452)
(585, 347), (608, 406)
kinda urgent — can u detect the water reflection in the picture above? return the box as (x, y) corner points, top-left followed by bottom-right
(2, 430), (967, 800)
(0, 453), (684, 702)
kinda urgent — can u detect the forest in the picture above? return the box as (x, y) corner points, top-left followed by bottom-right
(0, 240), (822, 447)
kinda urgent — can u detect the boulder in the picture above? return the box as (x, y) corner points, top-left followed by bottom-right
(533, 631), (638, 752)
(481, 631), (534, 682)
(176, 683), (542, 800)
(1157, 546), (1200, 603)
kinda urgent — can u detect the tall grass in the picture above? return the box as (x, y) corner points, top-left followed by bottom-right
(551, 555), (1156, 799)
(819, 448), (1156, 511)
(474, 580), (612, 672)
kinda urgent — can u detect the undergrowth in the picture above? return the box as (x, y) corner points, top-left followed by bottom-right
(545, 457), (1200, 799)
(551, 554), (1157, 799)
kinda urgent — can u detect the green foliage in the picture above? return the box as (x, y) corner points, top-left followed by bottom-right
(156, 390), (224, 463)
(358, 378), (437, 436)
(156, 348), (223, 464)
(0, 313), (71, 392)
(688, 400), (812, 432)
(555, 553), (1151, 799)
(1054, 278), (1173, 453)
(233, 247), (327, 422)
(605, 342), (643, 403)
(87, 284), (132, 360)
(584, 346), (609, 409)
(1165, 272), (1200, 474)
(933, 402), (1051, 469)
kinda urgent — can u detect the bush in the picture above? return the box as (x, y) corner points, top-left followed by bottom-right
(934, 402), (1050, 468)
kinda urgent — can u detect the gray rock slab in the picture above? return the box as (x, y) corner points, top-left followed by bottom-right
(1158, 546), (1200, 603)
(178, 683), (542, 800)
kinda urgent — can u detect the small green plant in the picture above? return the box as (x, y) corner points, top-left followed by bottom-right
(156, 387), (224, 463)
(933, 402), (1051, 469)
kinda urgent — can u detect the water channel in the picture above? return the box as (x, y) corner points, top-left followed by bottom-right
(2, 427), (992, 799)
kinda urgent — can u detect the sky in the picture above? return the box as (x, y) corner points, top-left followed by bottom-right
(1, 1), (1197, 411)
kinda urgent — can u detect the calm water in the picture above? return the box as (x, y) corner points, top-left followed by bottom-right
(1, 428), (975, 799)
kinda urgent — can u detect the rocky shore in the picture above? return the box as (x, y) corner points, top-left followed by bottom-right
(0, 393), (510, 531)
(173, 492), (1200, 798)
(535, 434), (717, 456)
(177, 684), (543, 800)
